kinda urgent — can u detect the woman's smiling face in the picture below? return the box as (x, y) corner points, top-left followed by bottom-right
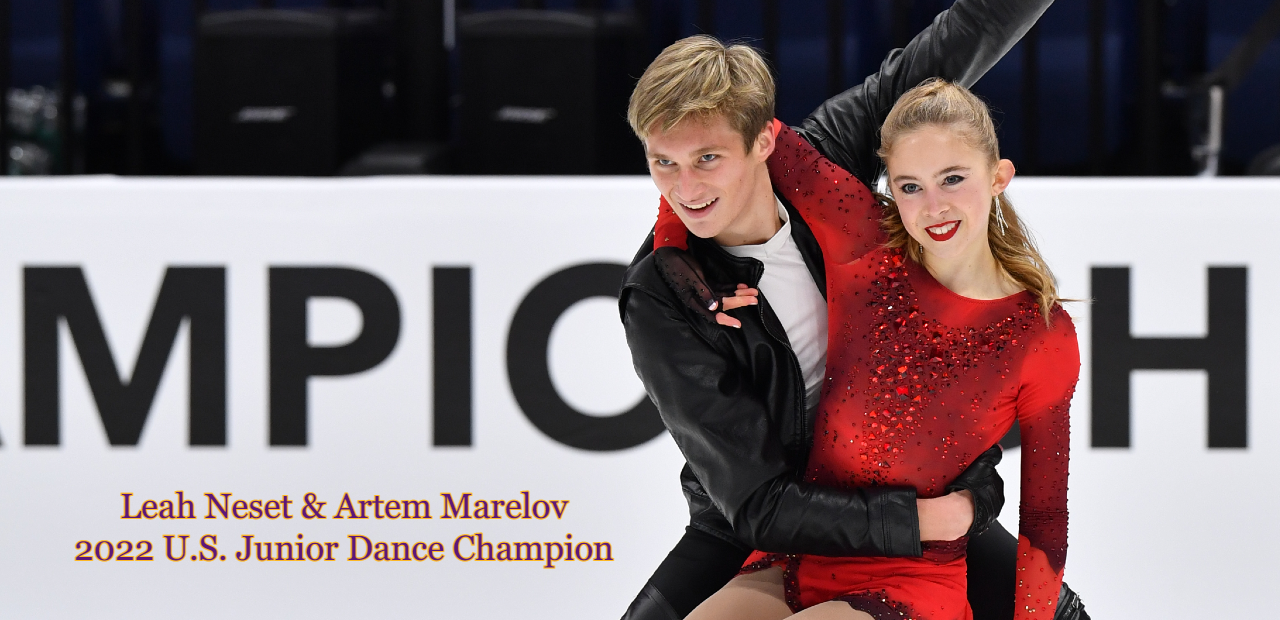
(884, 124), (1014, 264)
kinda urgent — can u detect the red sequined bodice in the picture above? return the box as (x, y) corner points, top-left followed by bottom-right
(654, 124), (1078, 620)
(814, 248), (1038, 491)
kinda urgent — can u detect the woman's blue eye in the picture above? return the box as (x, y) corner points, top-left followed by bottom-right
(944, 174), (964, 185)
(900, 183), (921, 194)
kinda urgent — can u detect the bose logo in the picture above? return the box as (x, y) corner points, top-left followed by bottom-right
(495, 106), (557, 124)
(236, 106), (297, 123)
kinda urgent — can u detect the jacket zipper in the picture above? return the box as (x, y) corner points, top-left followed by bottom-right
(750, 262), (810, 465)
(701, 240), (813, 466)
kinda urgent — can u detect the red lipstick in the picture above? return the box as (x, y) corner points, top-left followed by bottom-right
(925, 220), (960, 242)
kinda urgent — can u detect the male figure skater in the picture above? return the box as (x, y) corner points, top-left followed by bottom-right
(617, 1), (1087, 619)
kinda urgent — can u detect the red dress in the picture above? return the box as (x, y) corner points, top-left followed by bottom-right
(654, 125), (1077, 620)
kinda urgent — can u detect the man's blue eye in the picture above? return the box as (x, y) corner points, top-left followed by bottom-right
(655, 159), (674, 166)
(700, 154), (718, 162)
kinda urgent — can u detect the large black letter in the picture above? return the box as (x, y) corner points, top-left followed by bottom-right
(433, 267), (472, 447)
(506, 263), (663, 451)
(268, 267), (400, 446)
(1091, 266), (1247, 448)
(24, 267), (226, 446)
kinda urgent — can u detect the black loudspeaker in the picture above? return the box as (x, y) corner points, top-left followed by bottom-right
(195, 9), (392, 176)
(459, 10), (646, 175)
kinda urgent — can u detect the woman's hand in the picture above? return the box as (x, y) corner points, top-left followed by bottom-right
(917, 490), (975, 541)
(653, 246), (758, 327)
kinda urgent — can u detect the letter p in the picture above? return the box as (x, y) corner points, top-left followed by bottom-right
(269, 268), (400, 445)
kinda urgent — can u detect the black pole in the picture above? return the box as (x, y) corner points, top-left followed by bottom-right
(1089, 0), (1106, 174)
(1137, 0), (1162, 174)
(259, 0), (274, 8)
(194, 0), (207, 14)
(892, 0), (912, 49)
(827, 0), (842, 97)
(0, 0), (9, 175)
(517, 0), (544, 9)
(697, 0), (714, 34)
(124, 0), (143, 174)
(762, 0), (779, 69)
(1021, 24), (1040, 174)
(59, 0), (74, 174)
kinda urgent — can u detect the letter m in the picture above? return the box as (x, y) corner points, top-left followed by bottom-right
(24, 267), (226, 446)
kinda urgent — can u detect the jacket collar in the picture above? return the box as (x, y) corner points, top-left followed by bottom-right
(682, 188), (827, 301)
(777, 191), (827, 300)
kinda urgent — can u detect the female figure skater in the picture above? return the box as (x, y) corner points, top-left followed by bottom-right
(655, 79), (1078, 620)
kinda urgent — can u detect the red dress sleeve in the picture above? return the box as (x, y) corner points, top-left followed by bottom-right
(654, 195), (688, 250)
(1012, 307), (1078, 619)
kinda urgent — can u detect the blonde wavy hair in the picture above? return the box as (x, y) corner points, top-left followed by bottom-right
(876, 79), (1061, 324)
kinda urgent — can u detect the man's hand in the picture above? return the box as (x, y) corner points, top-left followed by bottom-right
(945, 444), (1004, 537)
(917, 489), (975, 542)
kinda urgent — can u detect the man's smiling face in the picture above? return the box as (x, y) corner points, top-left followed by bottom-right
(644, 114), (776, 246)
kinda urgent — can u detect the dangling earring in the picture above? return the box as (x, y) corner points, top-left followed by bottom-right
(993, 196), (1008, 235)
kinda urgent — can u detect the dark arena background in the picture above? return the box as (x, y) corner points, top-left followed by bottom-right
(0, 1), (1277, 618)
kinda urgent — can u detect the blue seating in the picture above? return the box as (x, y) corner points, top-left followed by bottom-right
(7, 0), (1280, 176)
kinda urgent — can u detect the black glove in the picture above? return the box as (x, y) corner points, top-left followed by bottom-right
(1054, 582), (1091, 620)
(945, 444), (1005, 537)
(653, 246), (738, 325)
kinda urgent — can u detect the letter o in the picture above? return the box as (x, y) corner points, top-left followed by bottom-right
(506, 263), (663, 451)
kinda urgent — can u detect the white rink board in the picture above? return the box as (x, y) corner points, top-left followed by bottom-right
(0, 176), (1275, 619)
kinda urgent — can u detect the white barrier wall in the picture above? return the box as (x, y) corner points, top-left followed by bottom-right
(0, 176), (1275, 619)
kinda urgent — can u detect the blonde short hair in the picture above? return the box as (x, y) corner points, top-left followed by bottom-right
(627, 35), (775, 153)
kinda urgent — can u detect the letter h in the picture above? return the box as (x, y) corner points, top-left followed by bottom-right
(1091, 267), (1247, 448)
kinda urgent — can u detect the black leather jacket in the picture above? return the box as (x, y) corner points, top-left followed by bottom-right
(624, 215), (924, 557)
(619, 0), (1055, 617)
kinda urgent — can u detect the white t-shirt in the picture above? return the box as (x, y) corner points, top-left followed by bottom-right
(724, 198), (828, 414)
